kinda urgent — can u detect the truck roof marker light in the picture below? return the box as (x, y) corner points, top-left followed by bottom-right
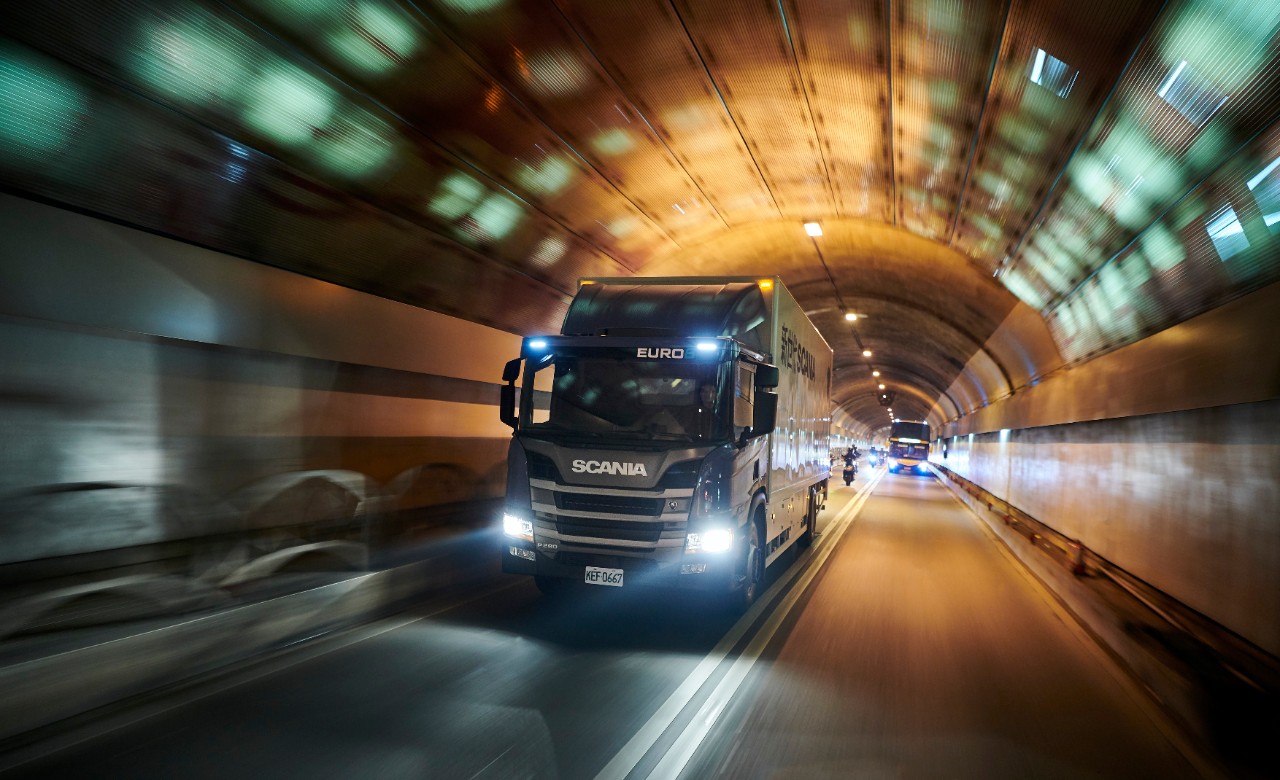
(757, 279), (773, 290)
(803, 222), (822, 237)
(579, 279), (595, 285)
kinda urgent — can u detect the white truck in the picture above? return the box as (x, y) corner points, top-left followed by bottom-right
(499, 277), (832, 609)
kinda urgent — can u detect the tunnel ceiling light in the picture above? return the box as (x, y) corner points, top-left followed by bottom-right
(878, 384), (885, 389)
(872, 370), (880, 377)
(844, 312), (857, 321)
(862, 350), (872, 357)
(803, 222), (823, 237)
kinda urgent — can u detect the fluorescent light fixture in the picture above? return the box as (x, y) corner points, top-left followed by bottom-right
(1031, 48), (1045, 83)
(1028, 47), (1078, 98)
(803, 222), (823, 237)
(1157, 60), (1187, 99)
(1246, 156), (1280, 191)
(1205, 206), (1249, 261)
(1157, 59), (1228, 127)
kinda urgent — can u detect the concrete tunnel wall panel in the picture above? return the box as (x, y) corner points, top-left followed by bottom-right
(0, 198), (520, 567)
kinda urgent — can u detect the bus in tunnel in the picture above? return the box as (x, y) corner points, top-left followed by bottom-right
(886, 420), (931, 475)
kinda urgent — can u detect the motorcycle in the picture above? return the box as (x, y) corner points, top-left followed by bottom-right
(843, 464), (856, 486)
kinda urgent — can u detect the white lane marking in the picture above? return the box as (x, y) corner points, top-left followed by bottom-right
(594, 469), (885, 780)
(0, 578), (524, 774)
(648, 472), (884, 780)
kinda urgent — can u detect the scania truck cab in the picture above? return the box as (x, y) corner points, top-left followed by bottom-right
(499, 278), (832, 609)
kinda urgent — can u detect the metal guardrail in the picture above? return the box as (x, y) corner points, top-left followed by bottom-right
(931, 462), (1280, 746)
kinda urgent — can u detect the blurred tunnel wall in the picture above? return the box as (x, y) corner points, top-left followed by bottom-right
(936, 282), (1280, 657)
(0, 193), (524, 580)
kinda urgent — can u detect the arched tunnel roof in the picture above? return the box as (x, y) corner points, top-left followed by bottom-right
(2, 0), (1278, 433)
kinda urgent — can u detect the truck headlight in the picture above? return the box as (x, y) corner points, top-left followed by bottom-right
(503, 512), (533, 542)
(686, 528), (733, 554)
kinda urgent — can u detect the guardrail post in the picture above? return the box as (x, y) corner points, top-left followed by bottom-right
(1068, 540), (1087, 576)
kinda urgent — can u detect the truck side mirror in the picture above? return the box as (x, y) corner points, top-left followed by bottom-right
(500, 358), (521, 429)
(744, 392), (777, 440)
(502, 358), (522, 383)
(754, 365), (779, 389)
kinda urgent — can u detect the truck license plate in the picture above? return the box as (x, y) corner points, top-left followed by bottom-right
(584, 566), (624, 587)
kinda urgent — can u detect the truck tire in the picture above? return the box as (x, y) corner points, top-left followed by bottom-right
(732, 512), (765, 613)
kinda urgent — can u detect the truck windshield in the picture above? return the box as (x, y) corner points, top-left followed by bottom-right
(521, 353), (731, 443)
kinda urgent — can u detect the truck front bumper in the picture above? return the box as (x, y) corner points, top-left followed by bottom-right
(502, 542), (739, 592)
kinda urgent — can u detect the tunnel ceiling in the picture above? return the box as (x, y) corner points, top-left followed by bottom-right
(2, 0), (1280, 431)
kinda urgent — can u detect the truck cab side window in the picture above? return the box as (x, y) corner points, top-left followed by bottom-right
(735, 362), (756, 429)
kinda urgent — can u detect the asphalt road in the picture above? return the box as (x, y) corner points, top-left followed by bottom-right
(1, 469), (1201, 779)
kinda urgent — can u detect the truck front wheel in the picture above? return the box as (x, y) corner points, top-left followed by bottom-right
(733, 513), (765, 612)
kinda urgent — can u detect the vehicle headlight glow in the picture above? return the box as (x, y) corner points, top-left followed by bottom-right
(686, 528), (733, 554)
(695, 341), (718, 352)
(888, 458), (900, 468)
(503, 512), (533, 541)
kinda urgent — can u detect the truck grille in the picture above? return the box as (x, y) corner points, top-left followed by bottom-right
(556, 518), (663, 543)
(554, 492), (665, 516)
(524, 455), (695, 552)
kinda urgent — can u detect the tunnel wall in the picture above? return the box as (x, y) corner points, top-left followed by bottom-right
(939, 402), (1280, 656)
(938, 282), (1280, 657)
(0, 195), (522, 575)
